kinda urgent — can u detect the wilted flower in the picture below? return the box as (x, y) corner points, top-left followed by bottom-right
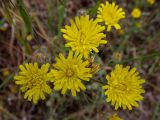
(86, 57), (100, 74)
(112, 52), (123, 61)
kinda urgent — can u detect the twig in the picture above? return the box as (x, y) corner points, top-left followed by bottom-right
(9, 18), (16, 62)
(0, 105), (19, 120)
(146, 82), (160, 93)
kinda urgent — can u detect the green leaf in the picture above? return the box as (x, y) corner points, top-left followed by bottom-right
(87, 0), (101, 16)
(0, 73), (14, 89)
(57, 4), (65, 37)
(3, 7), (13, 24)
(17, 0), (32, 33)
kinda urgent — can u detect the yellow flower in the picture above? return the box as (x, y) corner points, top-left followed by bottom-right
(108, 114), (123, 120)
(2, 69), (10, 77)
(103, 64), (145, 110)
(14, 63), (52, 104)
(97, 1), (125, 31)
(26, 34), (33, 41)
(147, 0), (155, 5)
(48, 51), (92, 96)
(61, 15), (107, 58)
(131, 8), (141, 18)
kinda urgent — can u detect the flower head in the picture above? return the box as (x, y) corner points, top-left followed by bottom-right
(14, 63), (52, 104)
(48, 51), (92, 96)
(26, 34), (33, 41)
(147, 0), (155, 5)
(108, 114), (123, 120)
(2, 69), (10, 77)
(103, 64), (145, 110)
(131, 8), (141, 18)
(97, 1), (125, 31)
(61, 15), (107, 58)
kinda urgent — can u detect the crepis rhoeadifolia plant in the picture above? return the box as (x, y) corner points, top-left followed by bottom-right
(14, 1), (145, 119)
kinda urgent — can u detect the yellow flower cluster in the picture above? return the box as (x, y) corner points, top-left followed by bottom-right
(14, 1), (145, 116)
(14, 52), (92, 103)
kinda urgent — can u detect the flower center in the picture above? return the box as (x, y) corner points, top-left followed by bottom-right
(28, 73), (44, 88)
(79, 30), (88, 45)
(103, 9), (118, 25)
(66, 69), (74, 77)
(111, 81), (129, 94)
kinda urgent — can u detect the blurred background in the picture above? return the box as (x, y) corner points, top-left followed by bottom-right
(0, 0), (160, 120)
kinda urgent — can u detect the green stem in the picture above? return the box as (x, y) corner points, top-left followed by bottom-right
(91, 78), (106, 85)
(0, 73), (14, 89)
(57, 4), (65, 37)
(152, 101), (160, 120)
(109, 52), (160, 65)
